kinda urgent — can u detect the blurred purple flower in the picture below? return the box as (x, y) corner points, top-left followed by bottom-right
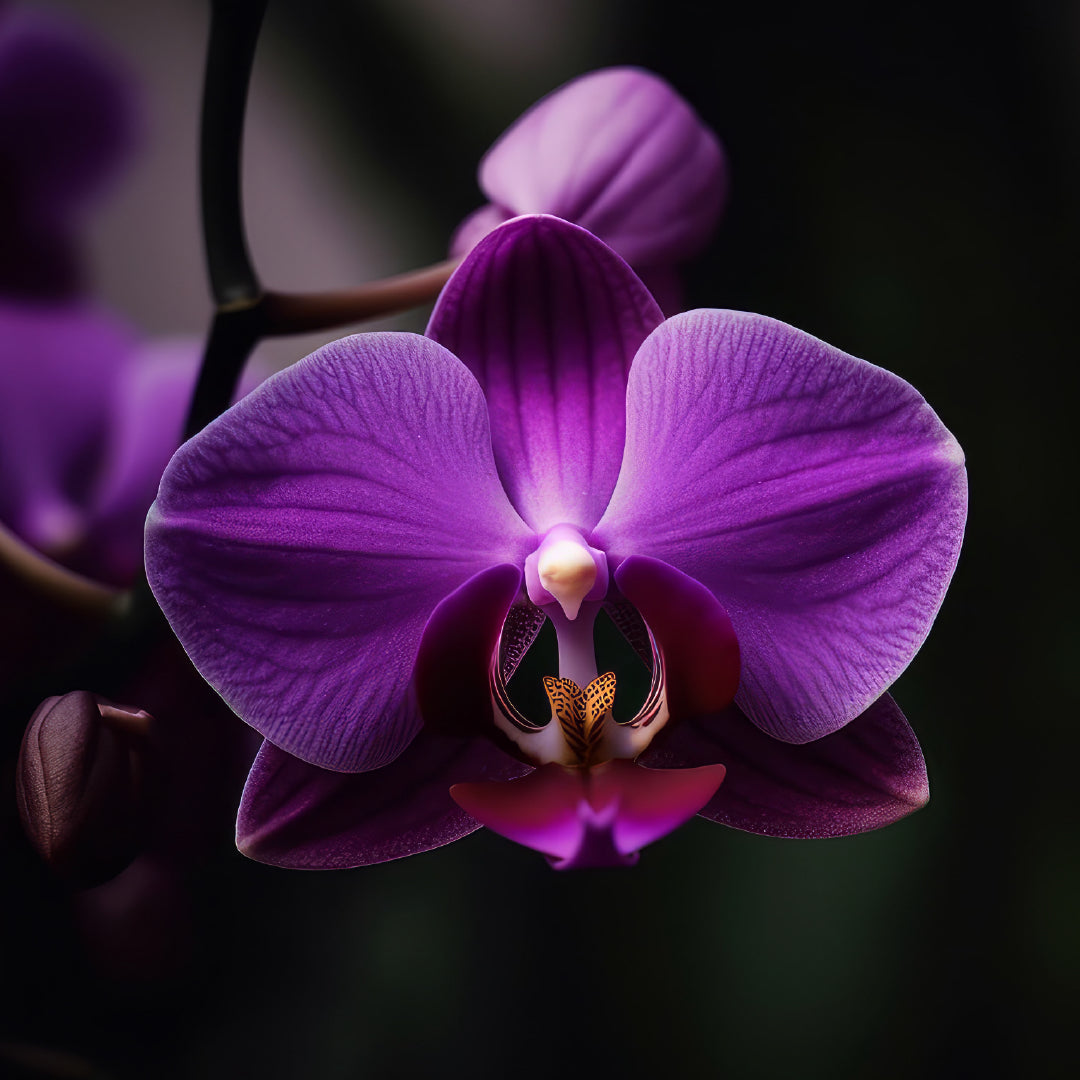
(146, 215), (966, 869)
(0, 6), (137, 298)
(0, 303), (205, 587)
(452, 67), (727, 313)
(0, 9), (201, 590)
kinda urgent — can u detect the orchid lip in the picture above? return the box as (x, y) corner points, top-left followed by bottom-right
(489, 597), (669, 768)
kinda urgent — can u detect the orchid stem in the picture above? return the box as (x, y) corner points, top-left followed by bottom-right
(200, 0), (265, 308)
(184, 0), (454, 443)
(182, 0), (266, 442)
(259, 258), (460, 336)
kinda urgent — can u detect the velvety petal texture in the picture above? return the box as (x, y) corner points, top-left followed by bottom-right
(429, 215), (663, 531)
(594, 310), (967, 744)
(145, 333), (534, 772)
(639, 694), (928, 838)
(458, 67), (726, 267)
(237, 734), (531, 869)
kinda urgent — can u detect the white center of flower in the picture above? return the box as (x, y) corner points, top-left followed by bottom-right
(537, 539), (597, 621)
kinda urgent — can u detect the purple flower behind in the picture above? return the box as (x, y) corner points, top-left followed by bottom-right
(0, 302), (201, 587)
(146, 215), (966, 870)
(0, 7), (137, 298)
(452, 67), (727, 312)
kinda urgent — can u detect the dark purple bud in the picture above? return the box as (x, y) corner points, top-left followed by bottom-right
(16, 691), (154, 887)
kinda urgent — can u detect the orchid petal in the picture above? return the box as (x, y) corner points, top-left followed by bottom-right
(414, 563), (523, 741)
(237, 734), (530, 869)
(639, 694), (929, 838)
(594, 310), (967, 743)
(146, 332), (534, 772)
(428, 215), (662, 531)
(451, 759), (725, 867)
(614, 555), (739, 719)
(474, 68), (726, 266)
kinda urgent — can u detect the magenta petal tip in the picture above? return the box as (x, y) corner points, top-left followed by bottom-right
(451, 759), (726, 869)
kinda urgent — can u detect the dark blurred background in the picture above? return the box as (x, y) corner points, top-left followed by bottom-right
(2, 1), (1077, 1078)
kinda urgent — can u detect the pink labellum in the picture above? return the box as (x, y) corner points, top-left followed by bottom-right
(451, 759), (726, 869)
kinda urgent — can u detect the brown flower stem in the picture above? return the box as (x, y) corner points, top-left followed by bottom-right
(0, 523), (117, 617)
(259, 257), (460, 336)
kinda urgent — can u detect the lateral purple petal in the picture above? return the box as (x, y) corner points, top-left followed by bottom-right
(237, 734), (530, 869)
(474, 68), (726, 266)
(594, 310), (967, 743)
(145, 332), (534, 772)
(428, 215), (663, 532)
(639, 694), (929, 838)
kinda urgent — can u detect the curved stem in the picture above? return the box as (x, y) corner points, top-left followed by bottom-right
(200, 0), (266, 307)
(0, 522), (117, 617)
(260, 257), (460, 336)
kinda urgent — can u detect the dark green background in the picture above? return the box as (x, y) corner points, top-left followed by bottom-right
(3, 1), (1076, 1077)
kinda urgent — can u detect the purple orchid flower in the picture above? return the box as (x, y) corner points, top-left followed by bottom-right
(0, 301), (206, 588)
(146, 214), (966, 870)
(451, 66), (727, 314)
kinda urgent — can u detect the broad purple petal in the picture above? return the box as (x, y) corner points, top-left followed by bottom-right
(146, 332), (534, 772)
(0, 301), (136, 564)
(474, 68), (726, 266)
(594, 310), (967, 743)
(237, 734), (530, 869)
(428, 215), (663, 532)
(614, 555), (739, 720)
(639, 694), (929, 838)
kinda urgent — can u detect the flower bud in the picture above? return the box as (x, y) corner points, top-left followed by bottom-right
(16, 691), (154, 887)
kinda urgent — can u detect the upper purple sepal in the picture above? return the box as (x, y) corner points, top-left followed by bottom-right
(429, 214), (663, 531)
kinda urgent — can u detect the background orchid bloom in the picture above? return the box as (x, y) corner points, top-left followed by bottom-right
(0, 304), (207, 588)
(146, 214), (966, 870)
(451, 66), (727, 313)
(0, 8), (204, 590)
